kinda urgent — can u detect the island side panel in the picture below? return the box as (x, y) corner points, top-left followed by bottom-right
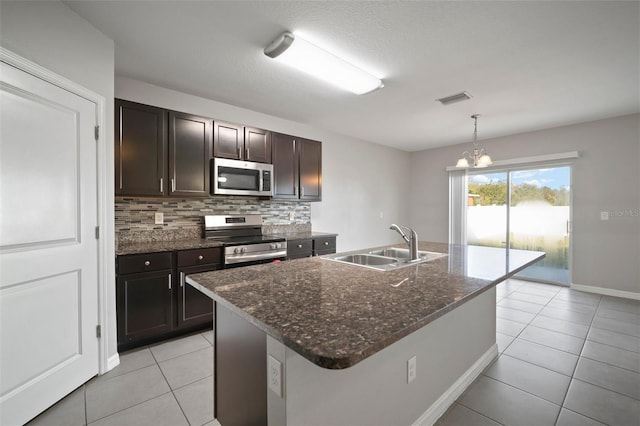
(216, 303), (267, 426)
(281, 288), (497, 426)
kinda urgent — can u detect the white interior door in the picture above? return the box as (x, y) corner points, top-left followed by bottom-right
(0, 61), (99, 425)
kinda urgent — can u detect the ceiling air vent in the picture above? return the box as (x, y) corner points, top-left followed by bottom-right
(436, 91), (472, 105)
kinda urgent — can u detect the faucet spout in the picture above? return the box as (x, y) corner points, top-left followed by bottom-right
(389, 224), (410, 244)
(389, 224), (419, 261)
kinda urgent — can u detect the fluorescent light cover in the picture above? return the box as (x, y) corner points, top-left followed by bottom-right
(264, 32), (383, 95)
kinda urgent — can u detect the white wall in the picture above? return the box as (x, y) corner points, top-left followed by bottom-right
(0, 1), (118, 365)
(116, 77), (412, 251)
(410, 114), (640, 295)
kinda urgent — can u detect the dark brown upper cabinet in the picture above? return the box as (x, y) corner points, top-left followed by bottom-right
(169, 112), (212, 197)
(272, 133), (322, 202)
(115, 99), (212, 198)
(214, 121), (271, 163)
(115, 99), (167, 196)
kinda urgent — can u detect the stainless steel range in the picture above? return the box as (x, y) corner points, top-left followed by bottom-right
(203, 215), (287, 267)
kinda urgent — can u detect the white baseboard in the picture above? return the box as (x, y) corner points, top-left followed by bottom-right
(105, 353), (121, 373)
(412, 344), (499, 426)
(570, 283), (640, 301)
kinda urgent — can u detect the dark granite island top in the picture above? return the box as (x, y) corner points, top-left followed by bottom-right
(186, 241), (544, 369)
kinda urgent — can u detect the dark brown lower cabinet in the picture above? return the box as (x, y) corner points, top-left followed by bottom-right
(286, 236), (336, 260)
(286, 238), (313, 260)
(117, 269), (174, 346)
(116, 248), (220, 351)
(177, 269), (215, 329)
(176, 249), (220, 329)
(313, 236), (336, 256)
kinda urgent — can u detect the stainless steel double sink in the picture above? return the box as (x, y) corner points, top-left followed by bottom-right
(324, 247), (447, 271)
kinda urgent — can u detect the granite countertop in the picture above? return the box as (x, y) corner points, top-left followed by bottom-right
(187, 242), (544, 369)
(115, 232), (337, 255)
(266, 231), (338, 240)
(116, 238), (224, 255)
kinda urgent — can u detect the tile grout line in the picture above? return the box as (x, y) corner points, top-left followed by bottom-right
(86, 391), (175, 425)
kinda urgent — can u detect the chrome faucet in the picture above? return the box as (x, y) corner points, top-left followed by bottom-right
(389, 224), (419, 261)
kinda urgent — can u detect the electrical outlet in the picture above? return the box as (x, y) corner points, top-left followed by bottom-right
(268, 355), (282, 397)
(379, 211), (384, 219)
(600, 211), (609, 221)
(154, 212), (164, 225)
(407, 356), (417, 383)
(289, 211), (295, 221)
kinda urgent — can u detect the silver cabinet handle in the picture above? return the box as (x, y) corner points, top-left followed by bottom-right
(301, 187), (304, 198)
(168, 274), (172, 290)
(246, 147), (250, 159)
(144, 260), (150, 266)
(180, 272), (185, 288)
(237, 146), (242, 158)
(159, 178), (163, 193)
(171, 178), (176, 192)
(198, 255), (204, 260)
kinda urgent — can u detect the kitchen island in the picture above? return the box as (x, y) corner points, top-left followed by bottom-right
(187, 242), (544, 426)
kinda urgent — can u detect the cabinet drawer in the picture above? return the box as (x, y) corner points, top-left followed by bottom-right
(313, 237), (336, 254)
(118, 252), (172, 275)
(287, 239), (312, 258)
(177, 247), (222, 267)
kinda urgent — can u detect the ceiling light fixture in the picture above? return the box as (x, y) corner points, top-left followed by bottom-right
(264, 31), (383, 95)
(456, 114), (492, 168)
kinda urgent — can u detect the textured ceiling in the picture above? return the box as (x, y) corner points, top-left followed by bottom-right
(66, 1), (639, 152)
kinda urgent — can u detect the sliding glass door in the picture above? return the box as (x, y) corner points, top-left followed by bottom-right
(467, 165), (571, 285)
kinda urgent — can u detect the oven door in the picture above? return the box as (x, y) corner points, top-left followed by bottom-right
(212, 158), (273, 196)
(223, 242), (286, 268)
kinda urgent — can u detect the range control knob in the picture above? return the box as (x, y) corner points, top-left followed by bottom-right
(233, 247), (240, 254)
(240, 247), (247, 253)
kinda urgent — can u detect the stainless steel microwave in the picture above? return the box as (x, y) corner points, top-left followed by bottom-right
(211, 158), (273, 197)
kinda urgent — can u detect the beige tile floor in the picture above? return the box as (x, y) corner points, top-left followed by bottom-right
(28, 279), (640, 426)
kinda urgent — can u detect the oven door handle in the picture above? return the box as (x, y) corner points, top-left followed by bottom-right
(225, 250), (287, 265)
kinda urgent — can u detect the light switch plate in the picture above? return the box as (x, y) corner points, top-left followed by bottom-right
(268, 355), (282, 397)
(289, 211), (295, 221)
(155, 212), (164, 225)
(600, 211), (609, 221)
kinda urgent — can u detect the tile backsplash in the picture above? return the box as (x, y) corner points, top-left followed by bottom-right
(116, 197), (311, 242)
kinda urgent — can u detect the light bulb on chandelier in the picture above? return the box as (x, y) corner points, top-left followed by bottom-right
(456, 114), (492, 168)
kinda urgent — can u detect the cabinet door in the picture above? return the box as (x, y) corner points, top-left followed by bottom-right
(115, 99), (167, 196)
(116, 270), (173, 347)
(213, 121), (243, 160)
(272, 132), (299, 200)
(313, 236), (336, 255)
(244, 127), (271, 163)
(177, 268), (216, 329)
(287, 238), (313, 259)
(169, 112), (212, 197)
(299, 138), (322, 201)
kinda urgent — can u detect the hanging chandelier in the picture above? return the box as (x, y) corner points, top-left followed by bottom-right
(456, 114), (492, 168)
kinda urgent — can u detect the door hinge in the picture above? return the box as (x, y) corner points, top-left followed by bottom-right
(95, 226), (100, 239)
(96, 325), (102, 338)
(94, 125), (99, 141)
